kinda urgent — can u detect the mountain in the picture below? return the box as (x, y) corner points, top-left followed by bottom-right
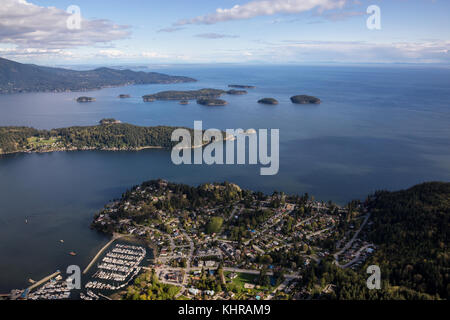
(0, 57), (196, 94)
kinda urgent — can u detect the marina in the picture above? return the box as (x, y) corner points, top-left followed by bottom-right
(6, 239), (150, 300)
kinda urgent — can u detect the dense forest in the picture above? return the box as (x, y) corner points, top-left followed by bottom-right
(0, 122), (196, 154)
(366, 182), (449, 299)
(142, 88), (225, 101)
(299, 182), (449, 300)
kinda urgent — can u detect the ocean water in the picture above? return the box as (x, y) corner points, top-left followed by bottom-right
(0, 64), (449, 292)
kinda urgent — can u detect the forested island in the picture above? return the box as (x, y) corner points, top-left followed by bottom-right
(197, 98), (228, 106)
(0, 120), (200, 155)
(228, 85), (256, 89)
(91, 180), (449, 300)
(258, 98), (279, 105)
(0, 57), (196, 94)
(76, 96), (96, 103)
(226, 89), (247, 95)
(291, 95), (321, 104)
(142, 88), (225, 102)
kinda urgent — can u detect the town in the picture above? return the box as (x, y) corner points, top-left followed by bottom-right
(89, 179), (376, 300)
(4, 179), (377, 301)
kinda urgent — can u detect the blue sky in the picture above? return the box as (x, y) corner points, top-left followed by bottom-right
(0, 0), (449, 65)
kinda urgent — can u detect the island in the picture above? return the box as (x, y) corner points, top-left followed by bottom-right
(226, 89), (247, 95)
(119, 94), (131, 99)
(228, 85), (256, 89)
(99, 118), (122, 125)
(0, 57), (196, 94)
(196, 98), (227, 106)
(290, 95), (321, 104)
(143, 88), (226, 102)
(76, 96), (96, 103)
(258, 98), (279, 105)
(143, 96), (156, 102)
(0, 122), (206, 155)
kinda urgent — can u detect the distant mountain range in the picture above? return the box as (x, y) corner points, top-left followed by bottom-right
(0, 57), (196, 94)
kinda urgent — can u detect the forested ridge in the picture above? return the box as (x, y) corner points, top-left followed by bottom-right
(366, 182), (449, 299)
(299, 182), (449, 300)
(0, 122), (195, 154)
(0, 57), (196, 94)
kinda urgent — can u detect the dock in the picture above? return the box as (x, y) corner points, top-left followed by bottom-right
(83, 233), (125, 274)
(27, 271), (61, 292)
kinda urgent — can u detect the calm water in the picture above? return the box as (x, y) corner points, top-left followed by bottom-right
(0, 65), (449, 292)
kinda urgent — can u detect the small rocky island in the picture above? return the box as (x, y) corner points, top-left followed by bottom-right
(118, 94), (131, 99)
(290, 95), (321, 104)
(228, 84), (256, 89)
(76, 96), (96, 103)
(226, 89), (247, 95)
(258, 98), (279, 105)
(197, 98), (227, 106)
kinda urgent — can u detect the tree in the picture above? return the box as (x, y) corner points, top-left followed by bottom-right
(206, 216), (223, 234)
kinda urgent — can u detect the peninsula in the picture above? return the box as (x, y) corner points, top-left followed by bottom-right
(90, 180), (449, 301)
(0, 57), (196, 94)
(0, 120), (202, 155)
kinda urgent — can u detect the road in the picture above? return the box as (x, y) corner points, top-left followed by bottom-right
(338, 244), (373, 269)
(265, 278), (291, 300)
(333, 212), (371, 266)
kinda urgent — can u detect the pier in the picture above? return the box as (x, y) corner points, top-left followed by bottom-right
(83, 233), (125, 274)
(27, 271), (61, 292)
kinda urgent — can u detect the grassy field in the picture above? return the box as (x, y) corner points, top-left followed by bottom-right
(225, 272), (258, 289)
(27, 136), (60, 147)
(224, 271), (275, 299)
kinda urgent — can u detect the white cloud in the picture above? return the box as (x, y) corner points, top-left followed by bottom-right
(175, 0), (347, 25)
(195, 33), (239, 39)
(0, 0), (130, 50)
(157, 27), (185, 33)
(258, 40), (450, 63)
(141, 51), (170, 59)
(98, 49), (127, 58)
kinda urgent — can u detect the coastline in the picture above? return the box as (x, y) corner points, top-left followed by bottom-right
(0, 133), (236, 156)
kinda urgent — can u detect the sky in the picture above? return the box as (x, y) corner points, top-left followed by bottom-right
(0, 0), (449, 65)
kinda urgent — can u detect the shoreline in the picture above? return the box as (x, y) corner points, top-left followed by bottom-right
(0, 134), (236, 156)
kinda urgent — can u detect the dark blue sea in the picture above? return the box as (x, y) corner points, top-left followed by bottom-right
(0, 64), (449, 292)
